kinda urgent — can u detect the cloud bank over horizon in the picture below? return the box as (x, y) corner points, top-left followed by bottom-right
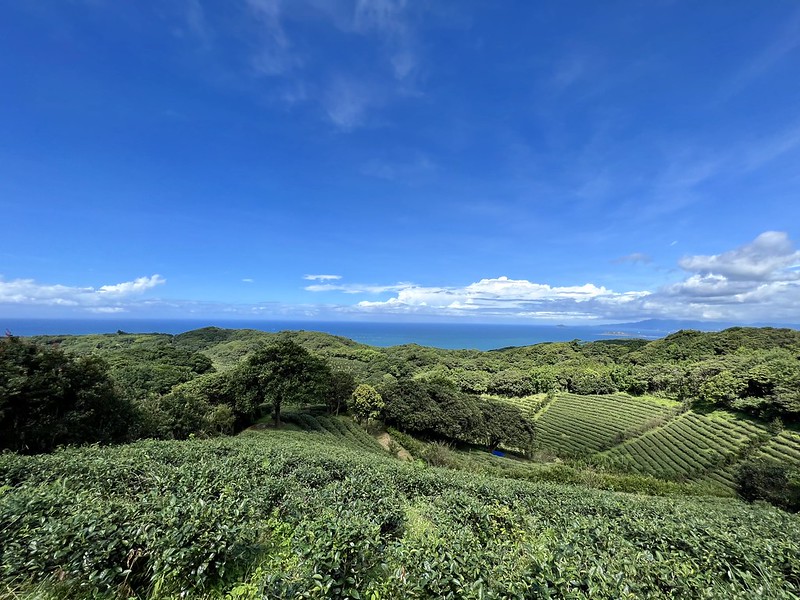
(0, 275), (166, 314)
(3, 233), (799, 325)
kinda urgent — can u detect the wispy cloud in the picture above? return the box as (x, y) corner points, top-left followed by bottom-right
(743, 122), (800, 171)
(305, 282), (410, 294)
(246, 0), (301, 76)
(613, 253), (652, 265)
(721, 8), (800, 99)
(361, 154), (435, 181)
(182, 0), (211, 42)
(242, 278), (255, 283)
(353, 0), (418, 82)
(323, 76), (380, 130)
(168, 0), (427, 130)
(304, 274), (342, 281)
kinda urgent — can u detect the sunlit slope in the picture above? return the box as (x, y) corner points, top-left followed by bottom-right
(756, 429), (800, 467)
(495, 392), (799, 490)
(533, 393), (678, 456)
(280, 412), (387, 455)
(701, 429), (800, 488)
(497, 392), (678, 456)
(2, 427), (799, 598)
(602, 411), (765, 480)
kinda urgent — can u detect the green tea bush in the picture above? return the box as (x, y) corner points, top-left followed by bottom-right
(2, 428), (799, 599)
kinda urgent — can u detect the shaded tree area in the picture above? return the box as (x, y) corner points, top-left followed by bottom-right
(736, 459), (800, 512)
(237, 338), (332, 426)
(380, 376), (535, 455)
(0, 336), (134, 453)
(172, 338), (337, 430)
(1, 335), (343, 451)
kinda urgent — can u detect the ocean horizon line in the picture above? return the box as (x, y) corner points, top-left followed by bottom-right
(2, 317), (659, 351)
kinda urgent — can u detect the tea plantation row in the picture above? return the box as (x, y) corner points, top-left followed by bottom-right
(2, 426), (799, 599)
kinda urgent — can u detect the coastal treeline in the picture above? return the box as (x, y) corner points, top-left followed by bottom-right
(3, 326), (799, 455)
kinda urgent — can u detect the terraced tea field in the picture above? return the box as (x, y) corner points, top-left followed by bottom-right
(280, 412), (387, 454)
(526, 393), (678, 457)
(700, 429), (800, 488)
(756, 429), (800, 467)
(490, 393), (799, 492)
(601, 411), (766, 481)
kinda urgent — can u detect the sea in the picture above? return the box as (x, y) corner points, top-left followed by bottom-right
(0, 318), (649, 351)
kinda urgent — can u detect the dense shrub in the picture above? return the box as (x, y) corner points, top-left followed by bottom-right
(0, 336), (134, 453)
(1, 430), (799, 598)
(736, 459), (800, 512)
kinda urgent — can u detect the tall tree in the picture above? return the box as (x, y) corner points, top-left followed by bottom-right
(240, 339), (331, 426)
(350, 383), (384, 424)
(0, 336), (132, 453)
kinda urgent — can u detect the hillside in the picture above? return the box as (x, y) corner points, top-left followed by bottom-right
(4, 326), (800, 597)
(21, 326), (800, 489)
(2, 421), (799, 599)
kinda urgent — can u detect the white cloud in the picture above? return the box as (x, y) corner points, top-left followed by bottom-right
(304, 274), (342, 281)
(242, 278), (255, 283)
(315, 276), (652, 320)
(0, 274), (166, 311)
(648, 232), (800, 321)
(677, 231), (800, 281)
(301, 232), (800, 323)
(99, 275), (166, 296)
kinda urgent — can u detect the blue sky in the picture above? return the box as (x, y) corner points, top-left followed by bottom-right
(2, 1), (800, 323)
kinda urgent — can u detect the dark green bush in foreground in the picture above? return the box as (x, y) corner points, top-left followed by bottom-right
(2, 429), (799, 599)
(737, 459), (800, 512)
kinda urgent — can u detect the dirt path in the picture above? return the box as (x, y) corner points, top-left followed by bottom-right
(375, 431), (413, 461)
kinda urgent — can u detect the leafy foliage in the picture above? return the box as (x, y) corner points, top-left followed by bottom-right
(350, 383), (384, 423)
(0, 336), (133, 453)
(381, 377), (535, 453)
(736, 459), (800, 512)
(238, 338), (332, 426)
(1, 428), (799, 599)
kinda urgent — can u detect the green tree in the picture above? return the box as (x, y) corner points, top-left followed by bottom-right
(350, 383), (384, 424)
(239, 339), (332, 426)
(132, 389), (235, 440)
(478, 399), (535, 454)
(327, 370), (356, 416)
(699, 369), (743, 406)
(0, 336), (133, 453)
(736, 459), (800, 512)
